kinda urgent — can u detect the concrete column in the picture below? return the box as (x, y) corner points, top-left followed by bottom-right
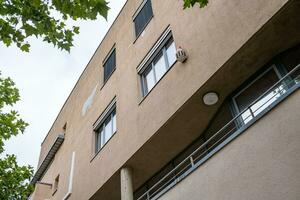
(120, 167), (134, 200)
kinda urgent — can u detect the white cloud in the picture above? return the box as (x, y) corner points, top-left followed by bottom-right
(0, 0), (127, 169)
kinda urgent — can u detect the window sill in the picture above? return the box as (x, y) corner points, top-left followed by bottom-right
(133, 15), (154, 44)
(90, 131), (117, 163)
(139, 60), (178, 106)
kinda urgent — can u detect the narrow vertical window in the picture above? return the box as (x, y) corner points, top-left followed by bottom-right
(94, 99), (117, 153)
(133, 0), (153, 38)
(103, 48), (116, 83)
(52, 175), (59, 195)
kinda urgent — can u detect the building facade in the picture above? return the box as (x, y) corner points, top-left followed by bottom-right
(29, 0), (300, 199)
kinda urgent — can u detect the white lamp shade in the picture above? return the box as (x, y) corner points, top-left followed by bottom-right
(203, 92), (219, 105)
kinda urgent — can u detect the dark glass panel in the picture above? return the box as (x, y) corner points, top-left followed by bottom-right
(104, 49), (116, 82)
(134, 0), (153, 37)
(235, 68), (279, 112)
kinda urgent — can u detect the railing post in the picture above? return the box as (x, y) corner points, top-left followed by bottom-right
(189, 156), (194, 167)
(249, 107), (255, 118)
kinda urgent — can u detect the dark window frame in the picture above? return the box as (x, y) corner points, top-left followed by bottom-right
(103, 46), (116, 84)
(133, 0), (154, 39)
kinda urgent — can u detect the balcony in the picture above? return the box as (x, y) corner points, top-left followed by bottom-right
(135, 64), (300, 200)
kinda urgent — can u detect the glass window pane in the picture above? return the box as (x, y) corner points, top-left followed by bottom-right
(234, 67), (287, 124)
(154, 53), (167, 81)
(112, 112), (116, 133)
(251, 84), (285, 114)
(104, 49), (116, 82)
(96, 130), (102, 152)
(134, 0), (153, 37)
(235, 68), (279, 112)
(145, 67), (155, 92)
(100, 128), (105, 148)
(280, 45), (300, 81)
(104, 119), (112, 144)
(166, 41), (176, 67)
(240, 110), (252, 124)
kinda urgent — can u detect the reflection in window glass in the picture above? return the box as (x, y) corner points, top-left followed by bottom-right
(240, 87), (285, 123)
(103, 49), (116, 83)
(95, 107), (116, 152)
(234, 67), (288, 124)
(141, 37), (177, 96)
(134, 0), (153, 38)
(145, 68), (155, 92)
(99, 128), (104, 148)
(104, 119), (112, 143)
(166, 41), (176, 67)
(154, 53), (167, 81)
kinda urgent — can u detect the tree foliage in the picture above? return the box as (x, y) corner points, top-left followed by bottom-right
(0, 0), (109, 52)
(0, 73), (33, 199)
(0, 74), (28, 152)
(0, 154), (33, 199)
(183, 0), (209, 8)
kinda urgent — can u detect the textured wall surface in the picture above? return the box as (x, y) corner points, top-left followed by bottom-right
(160, 90), (300, 200)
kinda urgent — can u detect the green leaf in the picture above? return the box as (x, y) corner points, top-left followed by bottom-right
(0, 0), (110, 52)
(20, 44), (30, 52)
(73, 26), (80, 34)
(183, 0), (209, 9)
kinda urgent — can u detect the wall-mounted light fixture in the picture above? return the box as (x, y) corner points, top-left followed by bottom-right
(176, 47), (188, 63)
(203, 92), (219, 105)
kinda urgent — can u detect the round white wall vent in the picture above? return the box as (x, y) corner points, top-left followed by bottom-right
(203, 92), (219, 105)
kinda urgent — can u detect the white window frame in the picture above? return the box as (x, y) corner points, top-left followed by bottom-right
(138, 26), (177, 96)
(93, 97), (117, 152)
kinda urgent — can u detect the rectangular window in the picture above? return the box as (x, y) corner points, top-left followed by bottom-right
(94, 99), (117, 153)
(52, 175), (59, 195)
(133, 0), (153, 38)
(103, 48), (116, 83)
(233, 65), (287, 124)
(140, 36), (176, 96)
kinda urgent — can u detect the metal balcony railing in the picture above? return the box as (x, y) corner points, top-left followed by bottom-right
(136, 64), (300, 200)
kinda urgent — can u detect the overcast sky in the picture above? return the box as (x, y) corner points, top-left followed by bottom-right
(0, 0), (127, 170)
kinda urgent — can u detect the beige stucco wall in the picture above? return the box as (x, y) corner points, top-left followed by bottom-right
(31, 183), (52, 200)
(159, 90), (300, 200)
(30, 0), (300, 199)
